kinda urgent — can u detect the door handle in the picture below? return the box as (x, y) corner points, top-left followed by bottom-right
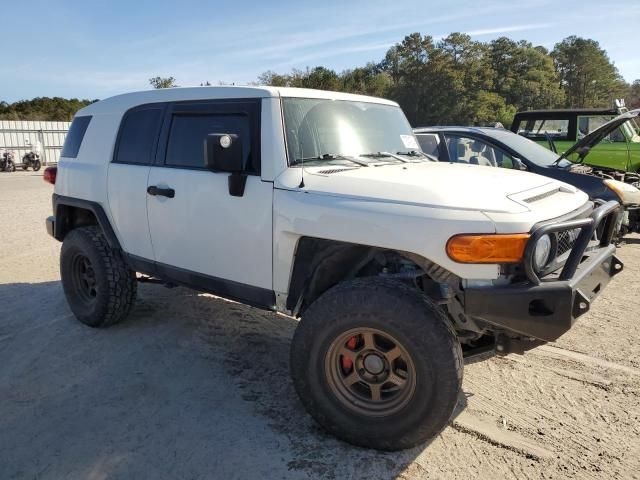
(147, 185), (175, 198)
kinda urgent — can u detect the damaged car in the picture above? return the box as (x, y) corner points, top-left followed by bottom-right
(414, 110), (640, 238)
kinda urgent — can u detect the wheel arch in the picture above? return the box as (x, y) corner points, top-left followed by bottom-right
(53, 194), (122, 250)
(286, 236), (452, 317)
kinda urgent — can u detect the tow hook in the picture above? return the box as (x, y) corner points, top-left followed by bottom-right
(495, 334), (545, 356)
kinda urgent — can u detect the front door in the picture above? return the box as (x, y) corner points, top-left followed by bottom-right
(146, 99), (274, 304)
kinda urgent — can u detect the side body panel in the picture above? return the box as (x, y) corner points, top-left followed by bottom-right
(54, 112), (134, 252)
(272, 188), (499, 297)
(146, 168), (274, 289)
(107, 164), (153, 259)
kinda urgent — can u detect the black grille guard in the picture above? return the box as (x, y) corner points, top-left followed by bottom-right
(523, 200), (620, 285)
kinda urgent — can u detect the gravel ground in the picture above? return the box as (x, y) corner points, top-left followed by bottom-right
(1, 170), (639, 479)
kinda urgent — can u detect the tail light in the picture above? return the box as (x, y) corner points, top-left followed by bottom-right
(43, 166), (57, 185)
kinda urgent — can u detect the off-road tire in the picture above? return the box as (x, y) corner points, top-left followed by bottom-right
(60, 226), (137, 327)
(290, 277), (463, 451)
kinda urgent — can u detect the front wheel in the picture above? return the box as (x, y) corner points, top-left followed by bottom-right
(32, 160), (41, 171)
(60, 226), (137, 327)
(6, 160), (15, 172)
(290, 278), (463, 451)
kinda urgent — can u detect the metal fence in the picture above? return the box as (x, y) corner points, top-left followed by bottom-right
(0, 120), (70, 165)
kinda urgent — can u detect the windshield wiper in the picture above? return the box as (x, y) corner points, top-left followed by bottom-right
(395, 150), (427, 158)
(291, 153), (369, 167)
(359, 152), (409, 163)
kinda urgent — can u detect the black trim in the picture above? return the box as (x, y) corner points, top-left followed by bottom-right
(523, 200), (619, 284)
(52, 194), (122, 249)
(61, 116), (92, 158)
(126, 254), (275, 310)
(464, 246), (622, 342)
(464, 201), (622, 342)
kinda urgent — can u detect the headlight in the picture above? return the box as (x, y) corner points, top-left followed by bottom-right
(533, 234), (552, 271)
(603, 179), (640, 205)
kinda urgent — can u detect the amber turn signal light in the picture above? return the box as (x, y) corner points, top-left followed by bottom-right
(446, 233), (530, 264)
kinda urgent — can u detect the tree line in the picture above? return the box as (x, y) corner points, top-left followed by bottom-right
(258, 34), (634, 126)
(0, 97), (96, 122)
(1, 33), (637, 126)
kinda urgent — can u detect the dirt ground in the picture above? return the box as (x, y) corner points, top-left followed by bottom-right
(1, 170), (639, 480)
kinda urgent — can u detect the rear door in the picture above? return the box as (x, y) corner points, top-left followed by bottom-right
(146, 99), (273, 303)
(107, 104), (164, 260)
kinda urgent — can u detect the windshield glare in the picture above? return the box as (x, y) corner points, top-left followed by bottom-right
(282, 98), (421, 164)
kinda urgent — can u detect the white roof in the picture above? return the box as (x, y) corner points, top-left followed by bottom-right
(78, 86), (398, 116)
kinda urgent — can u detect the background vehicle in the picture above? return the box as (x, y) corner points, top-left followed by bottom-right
(21, 151), (41, 171)
(511, 106), (640, 173)
(414, 123), (640, 237)
(1, 150), (16, 172)
(44, 86), (621, 451)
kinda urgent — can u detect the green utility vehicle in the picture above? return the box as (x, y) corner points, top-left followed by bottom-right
(511, 101), (640, 175)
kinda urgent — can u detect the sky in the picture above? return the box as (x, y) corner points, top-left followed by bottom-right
(2, 0), (639, 102)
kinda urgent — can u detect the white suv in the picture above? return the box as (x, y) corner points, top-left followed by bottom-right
(45, 86), (622, 451)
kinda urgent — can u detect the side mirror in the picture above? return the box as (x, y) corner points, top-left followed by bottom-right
(204, 133), (247, 197)
(513, 157), (527, 171)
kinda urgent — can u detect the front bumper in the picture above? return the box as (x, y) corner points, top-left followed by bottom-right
(464, 201), (623, 342)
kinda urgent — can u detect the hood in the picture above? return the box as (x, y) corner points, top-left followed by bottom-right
(559, 109), (640, 162)
(275, 161), (586, 216)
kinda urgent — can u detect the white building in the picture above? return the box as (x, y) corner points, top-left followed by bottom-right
(0, 120), (70, 165)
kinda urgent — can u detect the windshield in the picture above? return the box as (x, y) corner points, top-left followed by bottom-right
(282, 98), (423, 165)
(489, 129), (565, 166)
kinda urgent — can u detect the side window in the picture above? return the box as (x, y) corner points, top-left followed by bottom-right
(443, 135), (514, 168)
(61, 116), (92, 158)
(519, 118), (569, 141)
(415, 134), (441, 158)
(165, 113), (253, 172)
(114, 107), (163, 165)
(578, 116), (625, 142)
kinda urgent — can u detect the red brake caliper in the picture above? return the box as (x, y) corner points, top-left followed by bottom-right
(341, 336), (359, 372)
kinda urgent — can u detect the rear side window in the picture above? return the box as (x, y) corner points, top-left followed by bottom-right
(165, 114), (253, 171)
(114, 107), (164, 165)
(61, 116), (91, 158)
(517, 118), (570, 141)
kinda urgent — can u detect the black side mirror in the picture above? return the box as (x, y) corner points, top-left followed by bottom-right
(204, 133), (247, 197)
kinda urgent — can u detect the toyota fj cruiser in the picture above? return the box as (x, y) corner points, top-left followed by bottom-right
(45, 86), (622, 451)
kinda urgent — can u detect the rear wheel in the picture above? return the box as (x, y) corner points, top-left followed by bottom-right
(6, 160), (15, 172)
(290, 277), (463, 451)
(60, 226), (137, 327)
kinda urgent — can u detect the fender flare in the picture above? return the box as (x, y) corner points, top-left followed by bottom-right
(52, 194), (122, 250)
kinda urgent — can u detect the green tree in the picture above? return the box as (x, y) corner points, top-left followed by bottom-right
(626, 79), (640, 109)
(552, 36), (627, 108)
(488, 38), (564, 111)
(0, 97), (96, 121)
(340, 63), (391, 97)
(149, 76), (177, 89)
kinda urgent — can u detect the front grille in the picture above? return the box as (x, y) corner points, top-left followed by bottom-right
(556, 228), (580, 257)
